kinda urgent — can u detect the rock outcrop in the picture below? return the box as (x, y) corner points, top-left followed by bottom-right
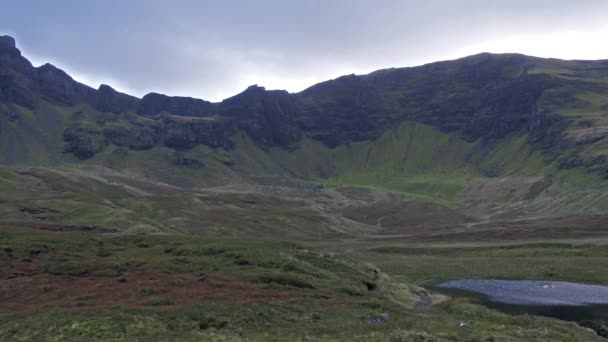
(0, 35), (37, 108)
(92, 84), (139, 113)
(162, 116), (234, 150)
(35, 63), (94, 105)
(138, 92), (214, 117)
(219, 85), (300, 147)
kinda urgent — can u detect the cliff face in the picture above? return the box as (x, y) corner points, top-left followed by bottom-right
(138, 92), (214, 117)
(93, 84), (139, 114)
(2, 35), (608, 178)
(292, 54), (569, 148)
(218, 85), (301, 147)
(0, 35), (37, 109)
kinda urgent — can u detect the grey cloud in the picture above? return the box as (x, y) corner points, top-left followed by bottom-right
(1, 0), (607, 101)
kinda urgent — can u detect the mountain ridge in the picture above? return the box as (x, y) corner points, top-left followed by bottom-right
(2, 35), (608, 195)
(3, 34), (606, 111)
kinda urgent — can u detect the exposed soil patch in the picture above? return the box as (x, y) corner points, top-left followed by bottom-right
(0, 221), (118, 233)
(343, 200), (472, 229)
(0, 272), (311, 314)
(17, 207), (61, 215)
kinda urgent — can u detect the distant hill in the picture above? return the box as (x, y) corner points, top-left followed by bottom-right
(2, 35), (608, 211)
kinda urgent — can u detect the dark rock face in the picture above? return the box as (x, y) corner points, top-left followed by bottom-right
(103, 123), (161, 150)
(528, 108), (567, 143)
(0, 36), (16, 49)
(91, 84), (139, 113)
(218, 85), (300, 146)
(4, 35), (608, 175)
(62, 116), (234, 159)
(62, 127), (107, 159)
(294, 54), (561, 146)
(527, 108), (569, 161)
(0, 35), (37, 108)
(557, 153), (586, 170)
(458, 74), (555, 141)
(556, 154), (608, 179)
(163, 117), (235, 150)
(35, 63), (94, 105)
(0, 36), (137, 112)
(139, 93), (214, 117)
(295, 74), (388, 147)
(587, 156), (608, 179)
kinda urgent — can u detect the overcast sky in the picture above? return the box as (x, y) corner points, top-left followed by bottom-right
(2, 0), (608, 101)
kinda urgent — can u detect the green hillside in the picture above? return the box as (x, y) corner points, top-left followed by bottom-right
(3, 34), (608, 340)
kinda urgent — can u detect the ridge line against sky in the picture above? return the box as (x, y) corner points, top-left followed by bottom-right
(1, 0), (608, 102)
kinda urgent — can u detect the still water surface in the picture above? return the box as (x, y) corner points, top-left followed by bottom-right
(434, 279), (608, 322)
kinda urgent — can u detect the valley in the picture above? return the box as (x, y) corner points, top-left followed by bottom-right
(2, 33), (608, 340)
(2, 163), (608, 340)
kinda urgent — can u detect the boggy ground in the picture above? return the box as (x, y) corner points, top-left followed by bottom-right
(0, 227), (603, 341)
(1, 167), (608, 340)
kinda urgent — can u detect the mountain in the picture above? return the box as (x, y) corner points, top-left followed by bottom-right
(5, 35), (608, 340)
(2, 34), (608, 212)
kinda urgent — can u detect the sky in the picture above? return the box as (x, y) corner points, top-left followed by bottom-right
(1, 0), (608, 102)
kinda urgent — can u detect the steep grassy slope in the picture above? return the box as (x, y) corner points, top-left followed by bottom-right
(4, 102), (608, 217)
(0, 165), (376, 238)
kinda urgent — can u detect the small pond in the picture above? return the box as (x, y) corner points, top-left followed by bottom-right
(433, 279), (608, 323)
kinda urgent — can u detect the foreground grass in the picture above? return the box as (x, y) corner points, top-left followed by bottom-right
(359, 243), (608, 285)
(0, 229), (603, 341)
(0, 299), (600, 341)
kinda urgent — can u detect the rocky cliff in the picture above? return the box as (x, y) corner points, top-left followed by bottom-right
(1, 35), (608, 178)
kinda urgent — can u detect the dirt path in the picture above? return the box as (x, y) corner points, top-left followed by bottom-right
(413, 290), (432, 312)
